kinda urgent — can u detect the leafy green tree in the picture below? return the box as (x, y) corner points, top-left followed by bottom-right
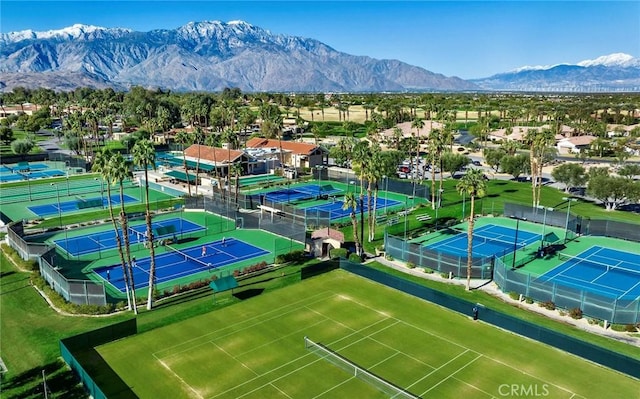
(500, 154), (530, 180)
(11, 139), (34, 159)
(551, 163), (587, 192)
(441, 153), (469, 177)
(484, 148), (506, 172)
(0, 126), (14, 145)
(617, 164), (640, 179)
(588, 175), (640, 211)
(456, 168), (487, 290)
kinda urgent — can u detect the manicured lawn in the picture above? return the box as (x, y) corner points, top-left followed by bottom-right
(98, 270), (639, 399)
(0, 248), (132, 398)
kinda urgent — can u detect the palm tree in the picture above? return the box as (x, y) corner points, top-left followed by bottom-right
(343, 192), (362, 256)
(456, 168), (487, 291)
(411, 118), (425, 197)
(175, 130), (192, 196)
(93, 149), (133, 311)
(132, 139), (157, 310)
(192, 127), (205, 195)
(231, 162), (243, 205)
(110, 152), (137, 314)
(204, 133), (224, 196)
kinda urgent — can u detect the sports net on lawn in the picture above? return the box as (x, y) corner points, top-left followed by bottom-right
(304, 336), (419, 399)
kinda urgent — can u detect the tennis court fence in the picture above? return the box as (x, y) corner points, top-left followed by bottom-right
(493, 256), (640, 324)
(304, 336), (419, 399)
(39, 248), (107, 306)
(384, 232), (494, 279)
(0, 176), (137, 205)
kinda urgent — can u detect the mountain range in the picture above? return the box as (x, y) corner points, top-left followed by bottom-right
(1, 21), (638, 93)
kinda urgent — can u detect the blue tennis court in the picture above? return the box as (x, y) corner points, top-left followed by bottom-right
(95, 237), (270, 292)
(538, 246), (640, 299)
(302, 196), (402, 220)
(425, 224), (541, 258)
(264, 184), (342, 203)
(28, 194), (138, 217)
(55, 218), (204, 256)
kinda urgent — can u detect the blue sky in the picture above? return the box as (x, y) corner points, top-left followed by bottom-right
(2, 1), (639, 79)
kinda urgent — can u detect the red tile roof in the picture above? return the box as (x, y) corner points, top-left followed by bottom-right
(184, 144), (244, 163)
(245, 138), (319, 155)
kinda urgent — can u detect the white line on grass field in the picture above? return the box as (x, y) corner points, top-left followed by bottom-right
(338, 296), (583, 398)
(418, 353), (482, 397)
(395, 318), (585, 399)
(152, 291), (334, 358)
(211, 341), (259, 377)
(209, 303), (400, 399)
(158, 358), (204, 399)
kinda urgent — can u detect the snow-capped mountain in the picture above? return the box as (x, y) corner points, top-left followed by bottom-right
(0, 21), (477, 92)
(472, 53), (640, 92)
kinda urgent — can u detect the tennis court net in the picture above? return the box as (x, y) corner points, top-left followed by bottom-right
(165, 245), (211, 270)
(304, 336), (419, 399)
(476, 235), (528, 250)
(558, 252), (640, 277)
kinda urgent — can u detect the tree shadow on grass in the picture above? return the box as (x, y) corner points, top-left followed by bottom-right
(1, 359), (90, 399)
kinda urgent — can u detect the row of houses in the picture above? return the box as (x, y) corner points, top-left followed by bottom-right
(487, 124), (640, 155)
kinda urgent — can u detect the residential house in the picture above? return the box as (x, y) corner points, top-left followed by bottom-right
(556, 135), (597, 154)
(245, 138), (328, 170)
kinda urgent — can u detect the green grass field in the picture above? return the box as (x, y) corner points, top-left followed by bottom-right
(98, 270), (639, 399)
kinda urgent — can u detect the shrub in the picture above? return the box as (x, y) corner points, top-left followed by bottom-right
(540, 300), (556, 310)
(423, 268), (434, 274)
(569, 307), (583, 319)
(275, 250), (307, 264)
(625, 324), (639, 332)
(524, 297), (534, 304)
(508, 291), (520, 300)
(558, 310), (567, 317)
(406, 261), (416, 269)
(348, 253), (362, 263)
(384, 254), (394, 261)
(329, 248), (348, 259)
(440, 273), (449, 279)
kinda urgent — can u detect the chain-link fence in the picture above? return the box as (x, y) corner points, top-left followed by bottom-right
(384, 232), (494, 279)
(493, 256), (639, 324)
(504, 203), (580, 242)
(7, 221), (49, 260)
(39, 248), (107, 306)
(324, 167), (429, 198)
(339, 259), (640, 379)
(582, 219), (640, 242)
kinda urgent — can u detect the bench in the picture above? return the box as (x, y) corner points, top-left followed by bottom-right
(416, 214), (432, 222)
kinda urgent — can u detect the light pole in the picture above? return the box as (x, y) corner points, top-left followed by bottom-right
(51, 183), (68, 247)
(536, 205), (553, 252)
(403, 197), (408, 241)
(510, 216), (526, 269)
(383, 175), (389, 215)
(435, 188), (444, 230)
(95, 177), (104, 208)
(26, 175), (32, 200)
(562, 197), (578, 243)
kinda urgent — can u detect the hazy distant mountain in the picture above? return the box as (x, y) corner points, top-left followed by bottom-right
(472, 53), (640, 92)
(0, 21), (477, 93)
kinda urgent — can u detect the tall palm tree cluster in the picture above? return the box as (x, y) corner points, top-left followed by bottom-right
(92, 139), (158, 311)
